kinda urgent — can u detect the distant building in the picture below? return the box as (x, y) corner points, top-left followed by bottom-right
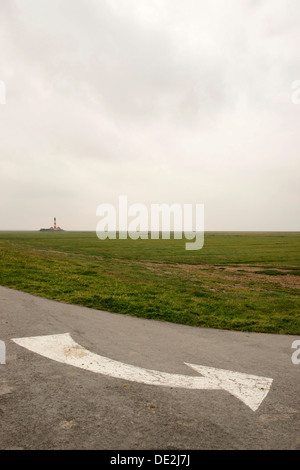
(40, 217), (64, 231)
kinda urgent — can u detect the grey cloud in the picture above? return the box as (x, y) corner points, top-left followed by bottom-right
(0, 0), (299, 230)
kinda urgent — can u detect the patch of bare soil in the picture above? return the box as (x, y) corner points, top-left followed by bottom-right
(140, 261), (300, 289)
(214, 266), (300, 289)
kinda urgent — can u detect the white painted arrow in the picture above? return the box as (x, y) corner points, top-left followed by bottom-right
(12, 333), (273, 411)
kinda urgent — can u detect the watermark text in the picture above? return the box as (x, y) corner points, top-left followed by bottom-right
(291, 340), (300, 365)
(96, 196), (204, 250)
(0, 340), (5, 364)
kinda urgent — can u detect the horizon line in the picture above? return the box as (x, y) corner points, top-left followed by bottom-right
(0, 230), (300, 233)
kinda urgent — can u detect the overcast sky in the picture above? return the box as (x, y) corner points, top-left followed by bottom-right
(0, 0), (299, 231)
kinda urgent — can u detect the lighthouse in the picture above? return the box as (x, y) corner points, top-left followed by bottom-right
(39, 217), (64, 231)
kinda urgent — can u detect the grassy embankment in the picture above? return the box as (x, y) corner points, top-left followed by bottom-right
(0, 231), (299, 334)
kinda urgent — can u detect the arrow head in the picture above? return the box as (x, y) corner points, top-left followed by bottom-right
(185, 363), (273, 411)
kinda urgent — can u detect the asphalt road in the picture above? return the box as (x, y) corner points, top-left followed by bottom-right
(0, 285), (299, 450)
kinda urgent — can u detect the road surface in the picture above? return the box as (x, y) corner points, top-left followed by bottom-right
(0, 286), (299, 450)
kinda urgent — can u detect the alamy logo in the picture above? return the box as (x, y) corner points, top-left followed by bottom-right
(96, 196), (204, 250)
(0, 340), (5, 364)
(0, 81), (6, 104)
(291, 340), (300, 365)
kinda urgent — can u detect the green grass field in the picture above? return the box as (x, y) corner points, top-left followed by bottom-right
(0, 231), (299, 334)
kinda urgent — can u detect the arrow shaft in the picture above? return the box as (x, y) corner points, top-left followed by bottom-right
(13, 333), (219, 390)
